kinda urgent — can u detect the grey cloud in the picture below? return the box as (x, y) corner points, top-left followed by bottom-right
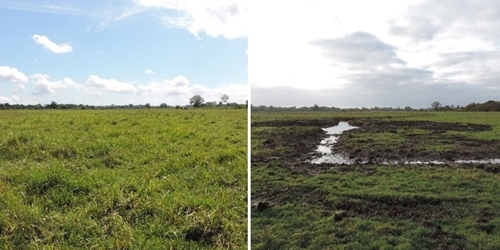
(431, 51), (500, 68)
(311, 31), (406, 68)
(429, 51), (500, 89)
(253, 2), (500, 109)
(388, 0), (500, 42)
(310, 31), (441, 104)
(252, 79), (500, 109)
(251, 86), (321, 107)
(388, 19), (440, 42)
(346, 67), (434, 89)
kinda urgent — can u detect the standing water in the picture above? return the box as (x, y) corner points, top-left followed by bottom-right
(309, 122), (500, 165)
(310, 122), (358, 164)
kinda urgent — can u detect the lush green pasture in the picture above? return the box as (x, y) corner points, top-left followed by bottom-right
(0, 109), (247, 249)
(252, 111), (500, 249)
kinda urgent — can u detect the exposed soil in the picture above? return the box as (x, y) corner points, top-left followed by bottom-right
(251, 117), (497, 249)
(341, 119), (497, 164)
(252, 118), (500, 174)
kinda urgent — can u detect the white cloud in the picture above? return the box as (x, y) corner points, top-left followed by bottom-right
(145, 68), (155, 74)
(171, 76), (189, 87)
(0, 95), (21, 104)
(135, 0), (247, 39)
(0, 66), (29, 83)
(134, 75), (247, 103)
(32, 34), (73, 54)
(84, 74), (246, 103)
(86, 75), (136, 94)
(209, 83), (247, 102)
(136, 76), (194, 95)
(31, 74), (81, 95)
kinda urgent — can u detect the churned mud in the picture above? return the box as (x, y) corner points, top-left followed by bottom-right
(252, 118), (500, 174)
(252, 117), (499, 249)
(339, 119), (498, 164)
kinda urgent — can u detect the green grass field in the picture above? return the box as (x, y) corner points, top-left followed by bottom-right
(0, 109), (247, 249)
(252, 111), (500, 249)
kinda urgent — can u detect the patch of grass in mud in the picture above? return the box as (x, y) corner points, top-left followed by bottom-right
(0, 109), (247, 249)
(253, 165), (500, 249)
(252, 111), (500, 249)
(346, 132), (406, 150)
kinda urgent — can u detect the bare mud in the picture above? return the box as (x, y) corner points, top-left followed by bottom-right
(252, 118), (500, 174)
(252, 117), (497, 249)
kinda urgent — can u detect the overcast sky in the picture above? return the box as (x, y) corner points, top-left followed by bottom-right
(250, 0), (500, 108)
(0, 0), (247, 106)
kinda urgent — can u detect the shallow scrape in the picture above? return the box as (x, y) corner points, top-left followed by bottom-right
(253, 118), (500, 169)
(310, 122), (359, 164)
(337, 120), (500, 164)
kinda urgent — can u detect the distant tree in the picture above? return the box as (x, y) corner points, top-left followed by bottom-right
(189, 95), (205, 108)
(464, 100), (500, 111)
(431, 101), (441, 111)
(145, 103), (151, 109)
(49, 101), (58, 109)
(221, 94), (229, 105)
(405, 106), (412, 111)
(160, 103), (167, 108)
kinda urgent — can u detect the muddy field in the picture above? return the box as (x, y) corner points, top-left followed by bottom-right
(253, 118), (500, 173)
(252, 113), (500, 249)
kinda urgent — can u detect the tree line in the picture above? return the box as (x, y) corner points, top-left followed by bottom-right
(252, 100), (500, 112)
(0, 95), (247, 110)
(464, 100), (500, 111)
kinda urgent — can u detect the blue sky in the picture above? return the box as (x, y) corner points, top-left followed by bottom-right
(0, 0), (247, 106)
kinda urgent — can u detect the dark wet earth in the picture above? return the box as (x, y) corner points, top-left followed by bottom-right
(252, 118), (500, 174)
(252, 117), (500, 249)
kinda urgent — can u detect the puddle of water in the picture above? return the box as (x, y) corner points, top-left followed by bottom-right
(454, 159), (500, 164)
(322, 122), (359, 135)
(310, 121), (358, 164)
(310, 154), (355, 164)
(403, 160), (446, 165)
(309, 121), (500, 165)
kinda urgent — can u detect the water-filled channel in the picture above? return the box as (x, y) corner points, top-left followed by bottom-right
(309, 122), (500, 165)
(309, 122), (358, 164)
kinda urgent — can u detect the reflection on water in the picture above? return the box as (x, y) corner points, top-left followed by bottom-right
(322, 122), (359, 135)
(309, 122), (500, 165)
(310, 122), (358, 164)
